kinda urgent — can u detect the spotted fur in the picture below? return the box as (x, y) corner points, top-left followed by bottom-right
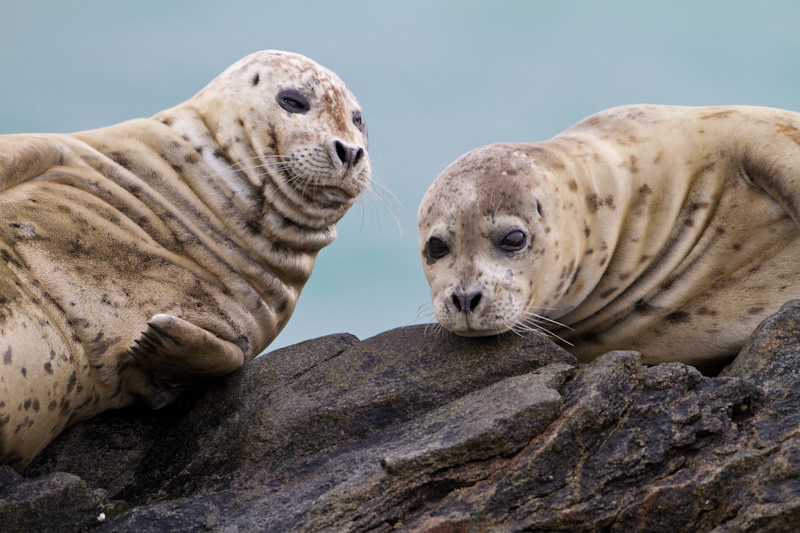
(419, 104), (800, 370)
(0, 50), (370, 469)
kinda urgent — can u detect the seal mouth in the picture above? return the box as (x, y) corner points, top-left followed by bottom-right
(273, 157), (358, 207)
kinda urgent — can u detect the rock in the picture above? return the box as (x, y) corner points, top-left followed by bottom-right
(0, 465), (109, 532)
(4, 303), (800, 531)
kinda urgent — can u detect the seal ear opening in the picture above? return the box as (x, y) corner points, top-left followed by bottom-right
(535, 200), (544, 218)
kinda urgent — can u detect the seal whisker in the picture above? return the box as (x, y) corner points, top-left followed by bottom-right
(423, 321), (446, 339)
(520, 311), (573, 331)
(510, 318), (574, 346)
(361, 184), (404, 237)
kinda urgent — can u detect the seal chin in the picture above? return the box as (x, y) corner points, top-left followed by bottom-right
(307, 185), (356, 207)
(449, 325), (510, 337)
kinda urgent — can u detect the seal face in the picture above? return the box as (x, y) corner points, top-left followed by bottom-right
(0, 50), (370, 469)
(419, 104), (800, 370)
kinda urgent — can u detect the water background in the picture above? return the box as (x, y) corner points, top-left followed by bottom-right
(2, 1), (799, 352)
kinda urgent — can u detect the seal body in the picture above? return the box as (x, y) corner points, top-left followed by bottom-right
(419, 104), (800, 370)
(0, 50), (370, 469)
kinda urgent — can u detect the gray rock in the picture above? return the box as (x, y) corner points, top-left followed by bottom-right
(0, 465), (109, 532)
(5, 302), (800, 531)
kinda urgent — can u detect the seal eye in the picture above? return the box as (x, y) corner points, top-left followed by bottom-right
(352, 110), (366, 132)
(277, 89), (310, 114)
(500, 230), (527, 252)
(427, 237), (450, 260)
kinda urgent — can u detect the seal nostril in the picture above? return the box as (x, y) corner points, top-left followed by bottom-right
(335, 141), (347, 164)
(468, 293), (481, 312)
(452, 292), (481, 314)
(334, 141), (362, 167)
(452, 293), (463, 312)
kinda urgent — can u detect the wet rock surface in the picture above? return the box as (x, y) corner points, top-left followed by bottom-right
(6, 302), (800, 531)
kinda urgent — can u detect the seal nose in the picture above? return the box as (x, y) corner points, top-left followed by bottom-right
(334, 140), (364, 168)
(451, 291), (482, 314)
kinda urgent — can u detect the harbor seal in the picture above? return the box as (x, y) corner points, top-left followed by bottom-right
(0, 50), (371, 469)
(418, 104), (800, 371)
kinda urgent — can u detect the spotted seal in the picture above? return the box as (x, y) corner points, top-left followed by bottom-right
(418, 104), (800, 371)
(0, 50), (370, 469)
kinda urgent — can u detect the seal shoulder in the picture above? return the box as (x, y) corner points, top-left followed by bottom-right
(0, 135), (67, 193)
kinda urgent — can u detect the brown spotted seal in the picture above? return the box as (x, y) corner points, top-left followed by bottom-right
(418, 104), (800, 371)
(0, 50), (370, 469)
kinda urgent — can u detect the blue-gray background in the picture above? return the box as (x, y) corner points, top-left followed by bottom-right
(2, 1), (798, 352)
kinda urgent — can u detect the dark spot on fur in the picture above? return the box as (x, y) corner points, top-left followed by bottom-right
(20, 367), (26, 377)
(234, 336), (250, 355)
(586, 194), (601, 213)
(599, 287), (618, 299)
(44, 361), (53, 374)
(701, 110), (736, 120)
(633, 184), (652, 213)
(252, 73), (260, 86)
(66, 372), (77, 394)
(628, 155), (639, 173)
(732, 243), (742, 251)
(748, 306), (766, 315)
(665, 311), (691, 323)
(586, 193), (615, 212)
(697, 307), (718, 316)
(3, 347), (11, 365)
(581, 332), (603, 345)
(635, 299), (655, 314)
(568, 180), (578, 191)
(570, 266), (581, 285)
(109, 151), (133, 171)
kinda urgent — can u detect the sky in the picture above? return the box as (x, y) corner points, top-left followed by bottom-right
(2, 1), (799, 352)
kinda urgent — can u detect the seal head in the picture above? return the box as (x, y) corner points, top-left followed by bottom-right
(418, 144), (579, 337)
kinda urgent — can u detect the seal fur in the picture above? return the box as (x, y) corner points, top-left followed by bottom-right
(0, 50), (370, 469)
(419, 104), (800, 370)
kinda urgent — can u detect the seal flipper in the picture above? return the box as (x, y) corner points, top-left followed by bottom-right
(129, 314), (245, 383)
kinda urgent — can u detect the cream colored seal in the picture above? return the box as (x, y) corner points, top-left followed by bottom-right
(0, 50), (370, 469)
(419, 104), (800, 370)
